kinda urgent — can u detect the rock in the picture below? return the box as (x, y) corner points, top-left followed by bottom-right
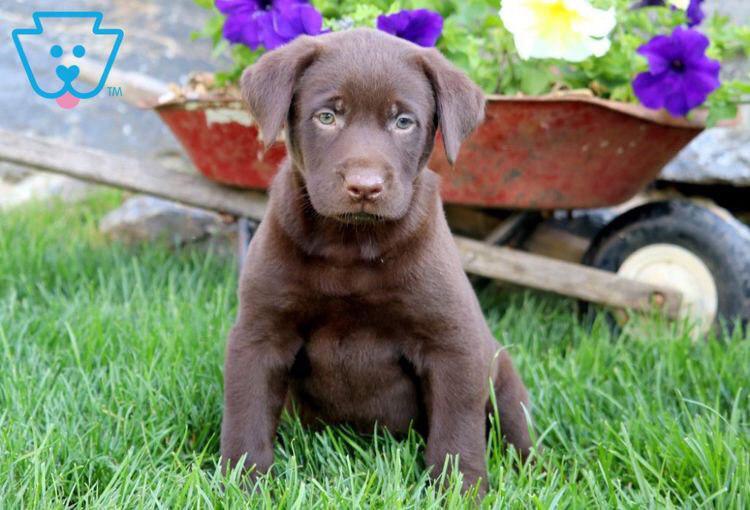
(0, 173), (94, 210)
(661, 112), (750, 186)
(707, 0), (750, 24)
(100, 195), (236, 250)
(0, 162), (32, 184)
(660, 2), (750, 187)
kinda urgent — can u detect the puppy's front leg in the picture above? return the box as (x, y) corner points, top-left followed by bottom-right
(220, 318), (301, 479)
(421, 348), (491, 493)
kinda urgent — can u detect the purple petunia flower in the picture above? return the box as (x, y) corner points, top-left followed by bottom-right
(376, 9), (443, 47)
(216, 0), (268, 15)
(217, 0), (324, 51)
(631, 0), (705, 26)
(686, 0), (705, 27)
(632, 27), (720, 116)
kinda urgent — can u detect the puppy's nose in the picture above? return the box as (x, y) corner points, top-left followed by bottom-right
(345, 173), (384, 201)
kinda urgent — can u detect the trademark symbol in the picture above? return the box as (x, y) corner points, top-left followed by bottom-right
(107, 86), (123, 97)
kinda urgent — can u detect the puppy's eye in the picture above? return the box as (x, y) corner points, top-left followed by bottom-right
(316, 111), (336, 126)
(395, 115), (415, 130)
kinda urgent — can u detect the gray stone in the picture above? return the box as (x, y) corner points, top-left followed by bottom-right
(707, 0), (750, 24)
(0, 162), (32, 184)
(0, 173), (94, 210)
(99, 195), (236, 248)
(661, 2), (750, 186)
(0, 0), (229, 162)
(661, 122), (750, 185)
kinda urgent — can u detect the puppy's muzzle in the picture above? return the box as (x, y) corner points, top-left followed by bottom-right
(345, 172), (384, 202)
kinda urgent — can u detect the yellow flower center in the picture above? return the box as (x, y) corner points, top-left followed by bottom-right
(529, 0), (582, 41)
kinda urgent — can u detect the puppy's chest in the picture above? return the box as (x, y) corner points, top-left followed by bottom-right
(288, 298), (424, 433)
(302, 262), (394, 297)
(294, 298), (416, 373)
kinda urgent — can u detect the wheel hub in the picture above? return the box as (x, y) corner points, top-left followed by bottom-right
(618, 243), (718, 334)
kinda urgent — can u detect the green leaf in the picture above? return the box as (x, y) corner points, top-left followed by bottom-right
(346, 4), (383, 27)
(195, 0), (750, 105)
(706, 101), (738, 127)
(517, 65), (554, 96)
(191, 12), (225, 48)
(211, 39), (229, 59)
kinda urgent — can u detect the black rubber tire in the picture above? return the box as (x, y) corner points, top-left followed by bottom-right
(582, 200), (750, 330)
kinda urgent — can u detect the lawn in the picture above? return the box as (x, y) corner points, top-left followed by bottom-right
(0, 192), (748, 509)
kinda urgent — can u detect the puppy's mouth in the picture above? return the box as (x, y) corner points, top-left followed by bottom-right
(335, 212), (386, 224)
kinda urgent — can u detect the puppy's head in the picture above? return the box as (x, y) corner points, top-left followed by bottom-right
(242, 28), (484, 222)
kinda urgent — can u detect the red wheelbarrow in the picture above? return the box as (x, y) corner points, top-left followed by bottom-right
(157, 93), (702, 209)
(1, 73), (746, 333)
(155, 92), (749, 332)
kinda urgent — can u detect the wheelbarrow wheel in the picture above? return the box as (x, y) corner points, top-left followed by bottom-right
(582, 200), (750, 334)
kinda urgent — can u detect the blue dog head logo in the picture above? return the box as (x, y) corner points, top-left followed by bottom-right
(12, 12), (123, 109)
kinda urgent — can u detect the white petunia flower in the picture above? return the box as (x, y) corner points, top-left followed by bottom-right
(499, 0), (617, 62)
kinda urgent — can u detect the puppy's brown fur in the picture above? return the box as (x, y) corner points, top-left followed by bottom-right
(221, 28), (532, 492)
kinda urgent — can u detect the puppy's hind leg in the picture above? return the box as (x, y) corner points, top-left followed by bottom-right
(488, 348), (533, 461)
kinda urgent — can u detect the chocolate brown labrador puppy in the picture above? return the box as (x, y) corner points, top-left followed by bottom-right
(221, 28), (533, 492)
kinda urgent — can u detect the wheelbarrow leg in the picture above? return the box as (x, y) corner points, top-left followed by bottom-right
(484, 211), (542, 246)
(237, 217), (257, 273)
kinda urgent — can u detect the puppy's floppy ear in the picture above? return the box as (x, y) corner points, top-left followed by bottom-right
(241, 35), (320, 148)
(419, 49), (486, 165)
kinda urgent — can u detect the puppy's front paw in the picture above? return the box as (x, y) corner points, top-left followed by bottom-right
(220, 446), (274, 494)
(425, 450), (488, 497)
(220, 443), (274, 478)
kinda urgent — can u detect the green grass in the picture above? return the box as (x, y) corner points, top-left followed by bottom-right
(0, 192), (748, 509)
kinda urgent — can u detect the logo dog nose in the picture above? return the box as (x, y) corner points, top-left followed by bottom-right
(55, 64), (80, 83)
(346, 173), (384, 201)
